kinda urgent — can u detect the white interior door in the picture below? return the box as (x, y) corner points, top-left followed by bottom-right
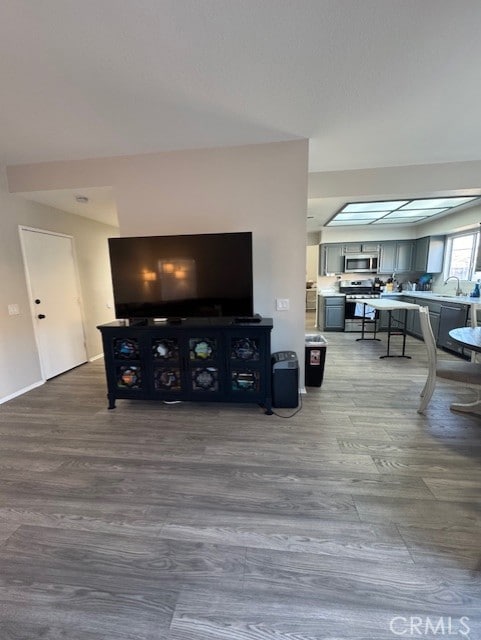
(20, 228), (87, 380)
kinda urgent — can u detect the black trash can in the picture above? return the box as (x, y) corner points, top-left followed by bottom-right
(305, 334), (327, 387)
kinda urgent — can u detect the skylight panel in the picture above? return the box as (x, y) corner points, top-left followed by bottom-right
(399, 197), (477, 210)
(335, 212), (381, 220)
(341, 200), (408, 213)
(385, 208), (446, 218)
(326, 195), (479, 227)
(375, 216), (427, 224)
(327, 219), (373, 226)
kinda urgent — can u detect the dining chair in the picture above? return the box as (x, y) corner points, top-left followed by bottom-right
(470, 302), (481, 363)
(418, 306), (481, 413)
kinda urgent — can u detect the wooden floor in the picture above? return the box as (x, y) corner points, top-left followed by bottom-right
(0, 316), (480, 639)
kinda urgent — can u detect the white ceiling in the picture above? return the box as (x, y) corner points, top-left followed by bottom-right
(3, 0), (481, 229)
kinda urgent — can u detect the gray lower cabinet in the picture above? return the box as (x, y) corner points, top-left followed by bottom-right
(412, 299), (441, 343)
(323, 296), (345, 331)
(379, 308), (406, 331)
(409, 309), (423, 338)
(437, 304), (469, 355)
(429, 311), (440, 342)
(405, 298), (423, 338)
(404, 297), (469, 355)
(378, 296), (403, 331)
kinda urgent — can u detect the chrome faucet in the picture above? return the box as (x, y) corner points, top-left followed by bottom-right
(444, 276), (463, 296)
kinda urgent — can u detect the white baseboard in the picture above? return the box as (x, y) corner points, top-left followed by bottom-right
(89, 353), (104, 362)
(0, 379), (44, 405)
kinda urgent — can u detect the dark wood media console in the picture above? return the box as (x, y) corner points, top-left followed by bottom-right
(97, 317), (273, 413)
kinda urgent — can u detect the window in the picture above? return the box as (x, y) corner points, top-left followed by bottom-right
(446, 231), (480, 281)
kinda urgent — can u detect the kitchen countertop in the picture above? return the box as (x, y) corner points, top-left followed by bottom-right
(381, 291), (481, 306)
(317, 290), (481, 305)
(355, 298), (421, 311)
(317, 291), (345, 297)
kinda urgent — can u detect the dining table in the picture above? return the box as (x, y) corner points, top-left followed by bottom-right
(447, 326), (481, 414)
(448, 326), (481, 353)
(355, 298), (421, 358)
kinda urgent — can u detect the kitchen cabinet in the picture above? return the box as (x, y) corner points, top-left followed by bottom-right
(319, 295), (345, 331)
(319, 243), (344, 275)
(402, 297), (423, 338)
(321, 237), (442, 277)
(361, 242), (380, 253)
(400, 296), (426, 339)
(379, 242), (396, 273)
(97, 318), (273, 412)
(343, 243), (362, 253)
(378, 295), (403, 331)
(416, 299), (441, 343)
(396, 241), (415, 272)
(437, 304), (469, 355)
(402, 295), (470, 354)
(343, 242), (379, 254)
(378, 308), (411, 331)
(378, 241), (415, 273)
(413, 236), (445, 273)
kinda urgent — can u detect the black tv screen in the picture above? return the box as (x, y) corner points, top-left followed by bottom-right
(108, 232), (254, 319)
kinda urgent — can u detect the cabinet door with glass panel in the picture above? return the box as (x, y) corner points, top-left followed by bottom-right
(107, 333), (146, 405)
(225, 330), (270, 402)
(111, 334), (145, 397)
(150, 333), (184, 398)
(186, 332), (225, 397)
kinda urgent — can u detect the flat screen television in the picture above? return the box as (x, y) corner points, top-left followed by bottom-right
(108, 232), (254, 320)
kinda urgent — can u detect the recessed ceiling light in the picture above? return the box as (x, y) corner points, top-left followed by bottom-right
(75, 195), (89, 204)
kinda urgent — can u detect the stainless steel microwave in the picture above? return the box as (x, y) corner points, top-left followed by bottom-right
(344, 254), (378, 273)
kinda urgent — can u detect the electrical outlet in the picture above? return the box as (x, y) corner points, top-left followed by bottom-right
(276, 298), (290, 311)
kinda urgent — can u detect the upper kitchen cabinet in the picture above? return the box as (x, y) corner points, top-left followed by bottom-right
(378, 241), (415, 273)
(343, 242), (380, 253)
(413, 236), (445, 273)
(319, 243), (344, 275)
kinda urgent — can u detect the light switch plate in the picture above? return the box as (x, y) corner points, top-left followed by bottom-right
(276, 298), (290, 311)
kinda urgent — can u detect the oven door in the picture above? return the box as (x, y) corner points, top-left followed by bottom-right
(345, 300), (378, 332)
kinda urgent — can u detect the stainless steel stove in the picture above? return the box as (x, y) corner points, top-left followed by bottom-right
(345, 293), (380, 299)
(339, 280), (381, 331)
(339, 279), (380, 298)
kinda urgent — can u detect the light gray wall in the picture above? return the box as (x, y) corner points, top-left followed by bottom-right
(0, 166), (118, 402)
(417, 203), (481, 237)
(112, 141), (309, 364)
(8, 140), (309, 385)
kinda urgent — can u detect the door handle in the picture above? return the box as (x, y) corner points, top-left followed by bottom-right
(37, 314), (46, 319)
